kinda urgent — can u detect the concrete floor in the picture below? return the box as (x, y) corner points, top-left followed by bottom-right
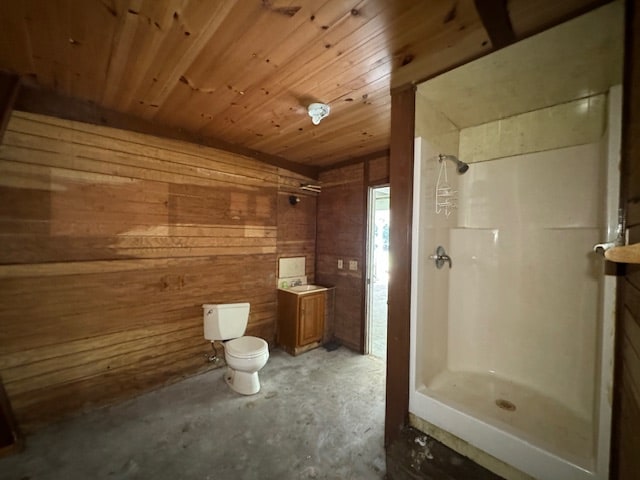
(0, 347), (386, 480)
(369, 281), (388, 360)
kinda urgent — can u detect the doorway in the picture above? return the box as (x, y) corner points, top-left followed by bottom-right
(365, 186), (390, 359)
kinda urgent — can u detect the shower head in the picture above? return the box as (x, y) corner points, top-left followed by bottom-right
(438, 154), (469, 174)
(456, 160), (469, 174)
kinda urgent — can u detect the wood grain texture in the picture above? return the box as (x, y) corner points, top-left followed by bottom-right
(0, 111), (316, 432)
(276, 290), (325, 355)
(0, 1), (605, 169)
(277, 168), (318, 286)
(0, 73), (19, 144)
(605, 243), (640, 263)
(611, 1), (640, 478)
(317, 163), (365, 351)
(473, 0), (515, 49)
(368, 154), (390, 185)
(14, 84), (318, 179)
(315, 151), (389, 352)
(385, 85), (415, 447)
(0, 377), (23, 457)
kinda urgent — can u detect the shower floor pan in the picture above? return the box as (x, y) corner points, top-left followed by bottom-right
(422, 370), (593, 469)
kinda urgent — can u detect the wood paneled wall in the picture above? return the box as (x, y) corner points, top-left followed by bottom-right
(0, 74), (18, 143)
(0, 111), (315, 431)
(612, 0), (640, 477)
(276, 174), (317, 282)
(369, 156), (391, 185)
(316, 155), (389, 352)
(317, 163), (364, 351)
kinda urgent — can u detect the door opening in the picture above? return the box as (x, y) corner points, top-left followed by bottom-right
(365, 185), (390, 359)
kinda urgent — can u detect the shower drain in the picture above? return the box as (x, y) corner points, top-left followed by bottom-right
(495, 398), (516, 411)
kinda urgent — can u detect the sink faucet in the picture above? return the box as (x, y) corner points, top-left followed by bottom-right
(291, 279), (303, 287)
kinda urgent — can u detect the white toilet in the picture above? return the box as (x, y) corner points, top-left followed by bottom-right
(202, 303), (269, 395)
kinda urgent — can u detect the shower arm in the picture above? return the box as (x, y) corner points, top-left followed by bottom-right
(438, 153), (470, 174)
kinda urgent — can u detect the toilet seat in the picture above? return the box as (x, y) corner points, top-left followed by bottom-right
(225, 336), (268, 359)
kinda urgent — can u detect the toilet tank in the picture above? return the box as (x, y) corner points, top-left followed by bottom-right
(203, 303), (250, 341)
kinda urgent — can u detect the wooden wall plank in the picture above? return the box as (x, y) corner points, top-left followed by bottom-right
(0, 112), (315, 431)
(0, 262), (277, 342)
(317, 163), (365, 351)
(13, 87), (318, 179)
(11, 344), (214, 430)
(315, 152), (389, 350)
(612, 1), (640, 478)
(0, 73), (19, 143)
(3, 327), (204, 394)
(1, 134), (279, 191)
(9, 112), (280, 179)
(617, 364), (640, 479)
(368, 155), (390, 184)
(385, 85), (415, 447)
(276, 167), (318, 286)
(622, 308), (640, 406)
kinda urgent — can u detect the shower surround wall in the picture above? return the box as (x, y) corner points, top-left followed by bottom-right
(410, 89), (618, 479)
(412, 97), (459, 386)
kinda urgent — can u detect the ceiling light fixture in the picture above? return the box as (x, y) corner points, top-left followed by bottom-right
(308, 102), (330, 125)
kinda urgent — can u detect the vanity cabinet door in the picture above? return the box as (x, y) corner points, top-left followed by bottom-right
(298, 292), (325, 346)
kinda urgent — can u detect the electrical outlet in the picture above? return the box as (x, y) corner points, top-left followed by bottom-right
(337, 259), (343, 269)
(349, 260), (358, 271)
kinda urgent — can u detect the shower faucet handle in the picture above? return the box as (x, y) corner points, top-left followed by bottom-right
(593, 241), (616, 255)
(429, 246), (452, 269)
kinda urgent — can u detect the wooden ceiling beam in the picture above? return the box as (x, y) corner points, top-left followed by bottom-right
(0, 72), (20, 143)
(474, 0), (516, 49)
(13, 83), (319, 180)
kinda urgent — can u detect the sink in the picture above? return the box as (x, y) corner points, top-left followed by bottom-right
(287, 284), (328, 293)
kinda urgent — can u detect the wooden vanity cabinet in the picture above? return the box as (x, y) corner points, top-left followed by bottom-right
(277, 290), (325, 355)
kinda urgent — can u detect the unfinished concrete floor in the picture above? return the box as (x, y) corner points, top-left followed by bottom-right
(0, 347), (386, 480)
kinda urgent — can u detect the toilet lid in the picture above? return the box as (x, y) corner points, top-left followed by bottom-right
(225, 336), (268, 359)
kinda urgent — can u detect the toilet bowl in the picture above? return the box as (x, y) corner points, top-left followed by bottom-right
(224, 336), (269, 395)
(203, 303), (269, 395)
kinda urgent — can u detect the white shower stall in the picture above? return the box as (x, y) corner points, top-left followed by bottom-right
(408, 4), (623, 479)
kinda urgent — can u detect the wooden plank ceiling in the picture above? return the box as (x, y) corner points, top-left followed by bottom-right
(0, 0), (608, 171)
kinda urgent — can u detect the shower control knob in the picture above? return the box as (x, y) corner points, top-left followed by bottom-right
(429, 246), (452, 269)
(593, 242), (615, 255)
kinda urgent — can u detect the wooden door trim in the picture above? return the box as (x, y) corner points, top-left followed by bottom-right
(385, 85), (415, 447)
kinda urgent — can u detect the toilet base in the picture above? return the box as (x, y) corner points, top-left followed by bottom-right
(224, 367), (261, 395)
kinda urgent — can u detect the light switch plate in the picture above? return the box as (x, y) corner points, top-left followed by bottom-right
(337, 259), (343, 269)
(349, 260), (358, 271)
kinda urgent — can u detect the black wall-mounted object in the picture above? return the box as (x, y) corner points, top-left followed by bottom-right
(289, 195), (300, 205)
